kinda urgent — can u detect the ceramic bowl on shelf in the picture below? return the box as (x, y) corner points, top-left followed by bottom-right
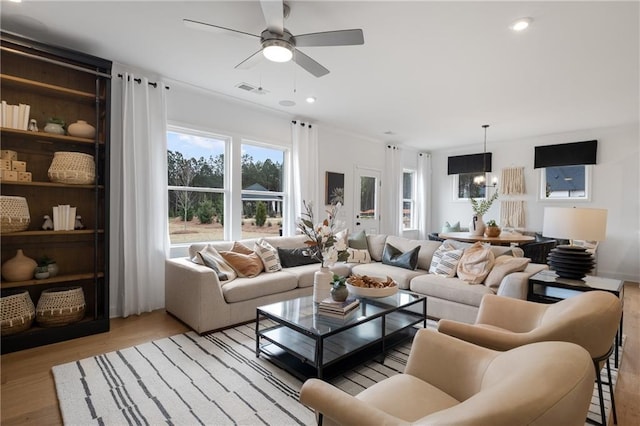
(346, 275), (399, 298)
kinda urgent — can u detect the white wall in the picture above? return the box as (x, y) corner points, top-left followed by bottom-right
(430, 123), (640, 282)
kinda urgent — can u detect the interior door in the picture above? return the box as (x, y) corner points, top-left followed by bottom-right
(353, 167), (381, 234)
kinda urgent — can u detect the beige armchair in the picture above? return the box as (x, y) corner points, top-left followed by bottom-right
(299, 328), (595, 426)
(438, 291), (622, 425)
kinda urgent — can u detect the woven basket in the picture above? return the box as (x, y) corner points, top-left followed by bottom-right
(0, 196), (30, 234)
(48, 152), (95, 185)
(1, 290), (35, 336)
(36, 287), (86, 327)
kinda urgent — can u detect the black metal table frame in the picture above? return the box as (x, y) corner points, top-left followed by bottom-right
(255, 293), (427, 379)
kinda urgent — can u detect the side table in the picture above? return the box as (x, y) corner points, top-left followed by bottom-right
(528, 270), (624, 367)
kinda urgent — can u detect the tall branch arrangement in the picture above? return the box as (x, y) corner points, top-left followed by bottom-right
(470, 191), (499, 216)
(297, 201), (349, 267)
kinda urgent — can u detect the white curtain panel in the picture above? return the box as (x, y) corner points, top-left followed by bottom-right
(110, 70), (168, 317)
(416, 152), (432, 239)
(286, 120), (318, 235)
(382, 144), (402, 235)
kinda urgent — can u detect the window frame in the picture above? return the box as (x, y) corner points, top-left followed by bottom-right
(538, 164), (592, 202)
(402, 169), (417, 230)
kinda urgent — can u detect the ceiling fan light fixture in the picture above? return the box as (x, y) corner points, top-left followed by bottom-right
(262, 40), (293, 62)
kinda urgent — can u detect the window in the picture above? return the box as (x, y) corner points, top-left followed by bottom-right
(167, 128), (226, 245)
(402, 170), (416, 229)
(453, 172), (490, 201)
(240, 142), (285, 239)
(539, 165), (591, 201)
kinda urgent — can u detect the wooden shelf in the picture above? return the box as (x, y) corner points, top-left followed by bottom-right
(1, 229), (103, 237)
(1, 272), (105, 289)
(0, 73), (104, 101)
(0, 127), (103, 145)
(0, 180), (104, 190)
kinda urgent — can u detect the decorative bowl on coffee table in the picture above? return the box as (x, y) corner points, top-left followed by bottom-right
(346, 275), (398, 298)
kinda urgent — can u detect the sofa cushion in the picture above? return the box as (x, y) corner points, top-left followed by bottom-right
(254, 238), (282, 273)
(456, 242), (495, 284)
(347, 248), (372, 263)
(351, 262), (427, 290)
(284, 263), (352, 288)
(386, 236), (441, 271)
(485, 255), (531, 290)
(222, 271), (299, 303)
(193, 245), (237, 284)
(263, 234), (309, 249)
(366, 234), (388, 261)
(441, 221), (461, 232)
(220, 242), (264, 278)
(382, 243), (420, 270)
(278, 247), (321, 268)
(410, 274), (494, 307)
(429, 242), (463, 277)
(348, 229), (369, 250)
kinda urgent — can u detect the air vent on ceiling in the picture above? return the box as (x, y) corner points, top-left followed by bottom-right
(235, 82), (269, 95)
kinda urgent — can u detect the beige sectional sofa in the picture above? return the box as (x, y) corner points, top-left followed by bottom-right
(165, 233), (547, 334)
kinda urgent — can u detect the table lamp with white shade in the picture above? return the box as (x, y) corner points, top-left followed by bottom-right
(542, 207), (607, 279)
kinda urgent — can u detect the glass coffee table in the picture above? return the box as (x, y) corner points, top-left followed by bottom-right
(255, 291), (426, 380)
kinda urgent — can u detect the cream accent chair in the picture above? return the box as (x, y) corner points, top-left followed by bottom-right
(438, 291), (622, 426)
(299, 329), (595, 426)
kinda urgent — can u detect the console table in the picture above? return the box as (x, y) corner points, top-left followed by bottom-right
(528, 270), (624, 367)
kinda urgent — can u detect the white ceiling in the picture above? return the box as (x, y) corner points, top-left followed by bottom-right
(2, 1), (638, 151)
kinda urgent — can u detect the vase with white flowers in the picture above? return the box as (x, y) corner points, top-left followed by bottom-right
(297, 201), (349, 302)
(469, 191), (499, 236)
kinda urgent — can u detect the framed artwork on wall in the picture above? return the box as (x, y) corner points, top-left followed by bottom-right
(325, 171), (345, 205)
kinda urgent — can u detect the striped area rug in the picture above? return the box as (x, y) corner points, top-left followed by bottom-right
(53, 320), (621, 425)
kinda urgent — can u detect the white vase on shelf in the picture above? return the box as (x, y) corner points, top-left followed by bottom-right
(313, 266), (332, 303)
(469, 214), (485, 236)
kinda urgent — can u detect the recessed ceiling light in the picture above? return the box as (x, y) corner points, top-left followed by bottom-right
(510, 17), (533, 32)
(279, 100), (296, 107)
(306, 97), (316, 104)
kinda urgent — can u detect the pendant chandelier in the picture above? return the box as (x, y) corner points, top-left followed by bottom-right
(473, 124), (498, 187)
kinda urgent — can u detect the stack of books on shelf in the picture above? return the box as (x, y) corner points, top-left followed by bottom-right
(317, 297), (360, 319)
(1, 101), (30, 130)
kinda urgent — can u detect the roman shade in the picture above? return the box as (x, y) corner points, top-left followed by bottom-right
(447, 153), (492, 175)
(534, 140), (597, 168)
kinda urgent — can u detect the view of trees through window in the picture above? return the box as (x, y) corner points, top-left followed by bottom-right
(403, 171), (416, 229)
(167, 129), (285, 244)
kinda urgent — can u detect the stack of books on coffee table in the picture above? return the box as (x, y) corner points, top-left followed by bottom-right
(317, 297), (360, 318)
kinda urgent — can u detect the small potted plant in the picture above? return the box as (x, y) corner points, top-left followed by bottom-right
(34, 259), (50, 280)
(330, 274), (349, 302)
(485, 219), (501, 237)
(38, 255), (59, 277)
(43, 117), (66, 135)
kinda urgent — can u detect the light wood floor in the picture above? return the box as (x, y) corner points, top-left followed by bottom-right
(2, 283), (639, 426)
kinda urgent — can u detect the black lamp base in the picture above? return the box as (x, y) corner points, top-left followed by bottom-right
(547, 245), (595, 280)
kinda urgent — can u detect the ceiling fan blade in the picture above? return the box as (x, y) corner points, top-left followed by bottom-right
(183, 19), (259, 39)
(235, 49), (264, 70)
(295, 29), (364, 47)
(260, 0), (284, 35)
(293, 49), (329, 78)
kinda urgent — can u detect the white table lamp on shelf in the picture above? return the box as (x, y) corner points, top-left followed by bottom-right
(542, 207), (607, 279)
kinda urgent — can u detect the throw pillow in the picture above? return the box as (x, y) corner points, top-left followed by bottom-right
(277, 247), (321, 268)
(254, 239), (282, 273)
(193, 245), (237, 284)
(457, 242), (495, 284)
(429, 242), (464, 277)
(381, 243), (420, 270)
(348, 229), (369, 250)
(335, 228), (349, 249)
(346, 248), (372, 264)
(441, 221), (461, 233)
(220, 242), (264, 278)
(484, 255), (531, 290)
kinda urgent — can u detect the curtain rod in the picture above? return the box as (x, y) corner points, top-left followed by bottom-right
(117, 74), (170, 90)
(291, 120), (312, 128)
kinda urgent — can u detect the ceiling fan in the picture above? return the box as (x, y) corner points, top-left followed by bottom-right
(183, 0), (364, 78)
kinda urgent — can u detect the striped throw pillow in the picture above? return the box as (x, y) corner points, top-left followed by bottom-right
(254, 239), (282, 273)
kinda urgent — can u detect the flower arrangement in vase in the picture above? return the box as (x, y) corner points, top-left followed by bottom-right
(297, 201), (349, 267)
(469, 191), (499, 236)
